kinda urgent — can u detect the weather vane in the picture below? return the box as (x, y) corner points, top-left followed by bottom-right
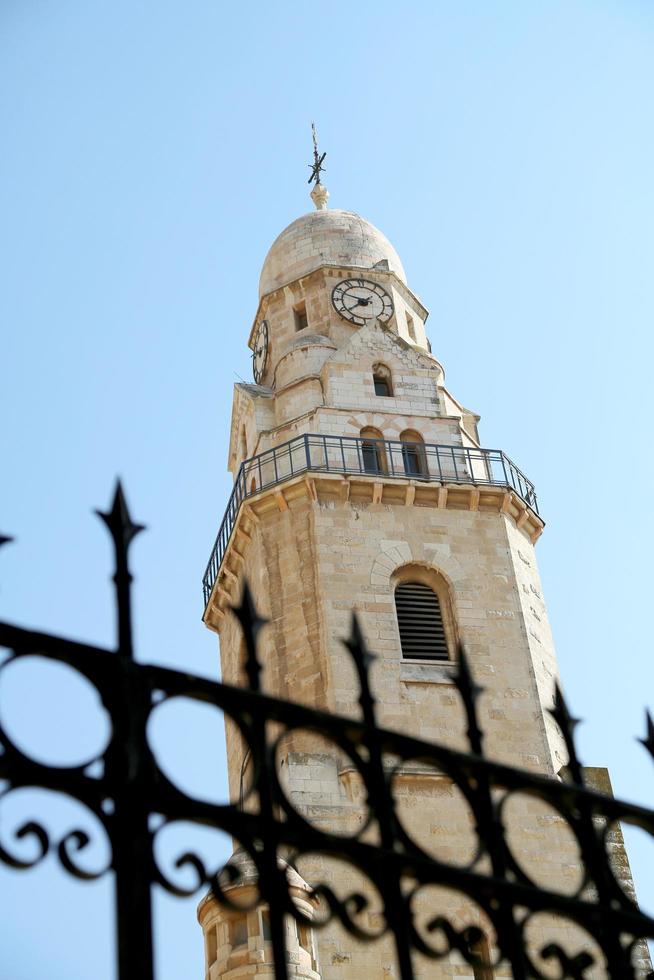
(307, 122), (326, 185)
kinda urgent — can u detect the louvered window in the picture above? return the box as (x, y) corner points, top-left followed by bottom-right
(395, 582), (449, 660)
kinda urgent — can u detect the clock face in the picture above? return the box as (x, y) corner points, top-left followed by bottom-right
(332, 278), (394, 326)
(252, 320), (269, 384)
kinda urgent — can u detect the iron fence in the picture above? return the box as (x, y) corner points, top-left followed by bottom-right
(202, 435), (538, 607)
(1, 485), (653, 979)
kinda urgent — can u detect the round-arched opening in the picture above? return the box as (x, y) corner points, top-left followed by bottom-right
(399, 429), (427, 477)
(359, 427), (387, 475)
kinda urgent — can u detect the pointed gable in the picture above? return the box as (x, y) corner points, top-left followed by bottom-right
(321, 318), (443, 415)
(227, 382), (274, 476)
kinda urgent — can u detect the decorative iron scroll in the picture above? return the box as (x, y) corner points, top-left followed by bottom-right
(1, 484), (653, 980)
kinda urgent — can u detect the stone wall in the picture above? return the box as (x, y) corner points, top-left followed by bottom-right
(212, 478), (607, 977)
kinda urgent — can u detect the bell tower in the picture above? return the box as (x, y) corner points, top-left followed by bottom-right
(197, 162), (638, 977)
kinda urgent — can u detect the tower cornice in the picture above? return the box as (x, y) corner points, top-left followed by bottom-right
(202, 471), (543, 632)
(202, 432), (542, 626)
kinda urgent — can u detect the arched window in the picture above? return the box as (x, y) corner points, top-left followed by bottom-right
(393, 567), (456, 660)
(360, 427), (386, 475)
(400, 429), (427, 477)
(372, 363), (393, 397)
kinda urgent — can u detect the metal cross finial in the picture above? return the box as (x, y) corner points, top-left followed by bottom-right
(307, 122), (326, 185)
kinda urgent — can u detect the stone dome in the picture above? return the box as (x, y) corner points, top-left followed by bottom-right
(259, 208), (406, 299)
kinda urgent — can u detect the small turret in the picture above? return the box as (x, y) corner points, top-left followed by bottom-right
(197, 849), (321, 979)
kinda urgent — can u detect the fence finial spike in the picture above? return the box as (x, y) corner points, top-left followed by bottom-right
(456, 646), (485, 754)
(96, 480), (145, 658)
(96, 480), (146, 552)
(549, 682), (583, 783)
(232, 580), (268, 692)
(638, 709), (654, 762)
(344, 612), (377, 725)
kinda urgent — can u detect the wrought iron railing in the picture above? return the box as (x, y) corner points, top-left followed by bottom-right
(1, 487), (653, 979)
(202, 434), (538, 607)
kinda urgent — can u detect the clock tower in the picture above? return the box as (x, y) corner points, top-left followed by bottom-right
(197, 173), (647, 978)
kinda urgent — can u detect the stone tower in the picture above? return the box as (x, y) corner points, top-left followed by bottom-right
(197, 183), (646, 978)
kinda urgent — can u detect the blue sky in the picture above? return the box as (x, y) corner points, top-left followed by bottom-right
(2, 1), (654, 977)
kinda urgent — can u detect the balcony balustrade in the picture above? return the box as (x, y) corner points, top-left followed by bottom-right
(202, 434), (538, 608)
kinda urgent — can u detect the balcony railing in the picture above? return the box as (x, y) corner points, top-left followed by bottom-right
(202, 434), (538, 608)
